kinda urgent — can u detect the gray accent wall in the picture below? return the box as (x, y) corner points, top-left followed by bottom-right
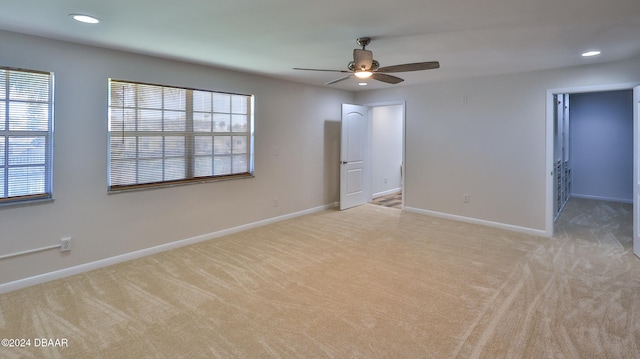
(570, 90), (633, 203)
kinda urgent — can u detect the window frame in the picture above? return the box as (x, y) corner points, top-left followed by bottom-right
(107, 79), (255, 192)
(0, 67), (54, 206)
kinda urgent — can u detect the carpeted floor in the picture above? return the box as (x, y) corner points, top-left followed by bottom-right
(0, 198), (638, 358)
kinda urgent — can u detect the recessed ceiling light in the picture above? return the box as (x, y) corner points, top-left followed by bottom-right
(358, 82), (368, 86)
(581, 50), (601, 57)
(70, 14), (101, 24)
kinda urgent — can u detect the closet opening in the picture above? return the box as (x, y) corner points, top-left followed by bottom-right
(552, 89), (634, 245)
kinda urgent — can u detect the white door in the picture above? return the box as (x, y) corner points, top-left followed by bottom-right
(340, 104), (369, 210)
(634, 86), (640, 258)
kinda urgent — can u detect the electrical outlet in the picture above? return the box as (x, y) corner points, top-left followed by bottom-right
(272, 198), (279, 207)
(60, 237), (72, 252)
(463, 194), (470, 203)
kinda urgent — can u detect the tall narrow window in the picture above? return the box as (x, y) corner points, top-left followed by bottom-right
(108, 80), (254, 191)
(0, 68), (54, 204)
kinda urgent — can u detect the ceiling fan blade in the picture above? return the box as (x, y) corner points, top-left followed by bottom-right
(376, 61), (440, 73)
(293, 67), (350, 73)
(372, 73), (404, 84)
(325, 76), (352, 85)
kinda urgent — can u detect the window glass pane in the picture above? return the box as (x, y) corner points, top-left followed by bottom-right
(232, 136), (247, 154)
(214, 136), (231, 155)
(193, 112), (211, 132)
(109, 108), (136, 132)
(138, 159), (164, 183)
(138, 109), (163, 131)
(8, 137), (45, 165)
(110, 137), (137, 159)
(0, 101), (5, 131)
(231, 114), (247, 133)
(164, 110), (185, 131)
(165, 136), (185, 156)
(163, 87), (185, 111)
(213, 113), (230, 132)
(8, 166), (45, 196)
(193, 91), (211, 112)
(164, 158), (185, 181)
(9, 71), (49, 102)
(231, 95), (248, 114)
(8, 102), (49, 131)
(0, 136), (4, 165)
(232, 154), (248, 173)
(138, 136), (163, 158)
(110, 160), (136, 186)
(194, 136), (212, 156)
(194, 156), (213, 177)
(213, 93), (231, 113)
(0, 168), (4, 195)
(213, 156), (231, 175)
(110, 81), (136, 107)
(137, 84), (162, 108)
(0, 69), (5, 99)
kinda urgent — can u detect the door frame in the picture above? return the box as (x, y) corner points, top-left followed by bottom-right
(545, 82), (640, 238)
(362, 101), (406, 208)
(634, 85), (640, 258)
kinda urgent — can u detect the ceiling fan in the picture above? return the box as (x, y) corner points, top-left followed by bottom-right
(293, 37), (440, 85)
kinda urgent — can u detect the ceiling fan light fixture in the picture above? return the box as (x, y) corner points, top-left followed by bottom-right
(354, 71), (372, 79)
(70, 14), (101, 24)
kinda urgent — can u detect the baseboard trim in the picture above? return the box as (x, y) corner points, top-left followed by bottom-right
(404, 206), (548, 237)
(0, 202), (338, 294)
(570, 194), (632, 204)
(372, 188), (402, 198)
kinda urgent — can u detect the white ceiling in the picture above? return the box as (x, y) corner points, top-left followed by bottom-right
(1, 0), (639, 91)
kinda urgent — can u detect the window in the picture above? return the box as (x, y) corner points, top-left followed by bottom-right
(0, 68), (54, 204)
(108, 80), (254, 191)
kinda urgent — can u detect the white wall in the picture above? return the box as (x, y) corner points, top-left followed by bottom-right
(0, 30), (353, 286)
(570, 90), (634, 202)
(371, 105), (403, 197)
(355, 57), (640, 234)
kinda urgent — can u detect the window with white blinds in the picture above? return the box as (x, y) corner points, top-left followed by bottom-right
(108, 80), (254, 191)
(0, 68), (53, 204)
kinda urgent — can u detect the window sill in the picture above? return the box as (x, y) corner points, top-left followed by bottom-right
(107, 173), (255, 194)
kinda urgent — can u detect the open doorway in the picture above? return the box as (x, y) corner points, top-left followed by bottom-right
(369, 104), (404, 209)
(552, 89), (634, 252)
(339, 102), (405, 211)
(545, 83), (638, 236)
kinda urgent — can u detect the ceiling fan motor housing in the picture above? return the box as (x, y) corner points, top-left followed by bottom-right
(352, 49), (375, 71)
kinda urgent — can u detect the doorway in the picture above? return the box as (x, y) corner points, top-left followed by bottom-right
(339, 102), (405, 211)
(554, 90), (634, 220)
(370, 104), (404, 209)
(547, 84), (638, 249)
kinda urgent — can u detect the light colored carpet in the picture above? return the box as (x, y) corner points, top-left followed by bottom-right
(1, 198), (639, 358)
